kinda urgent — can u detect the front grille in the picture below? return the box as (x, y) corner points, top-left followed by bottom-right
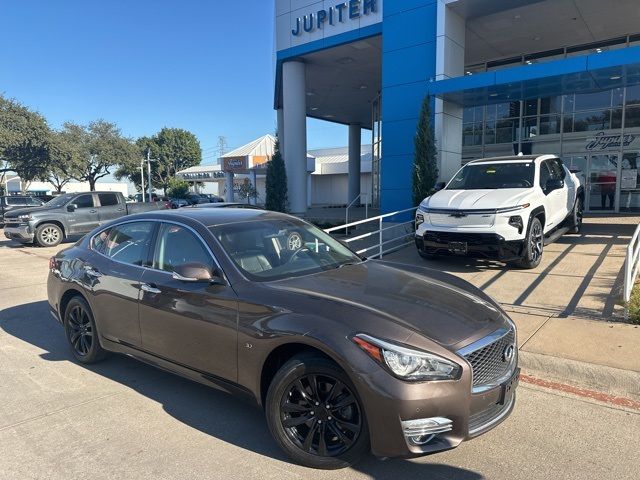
(423, 231), (504, 245)
(463, 328), (516, 388)
(4, 223), (20, 229)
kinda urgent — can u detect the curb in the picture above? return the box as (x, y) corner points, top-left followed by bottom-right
(518, 350), (640, 402)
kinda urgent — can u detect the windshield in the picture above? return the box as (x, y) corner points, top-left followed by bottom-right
(447, 162), (535, 190)
(210, 218), (361, 281)
(44, 194), (75, 207)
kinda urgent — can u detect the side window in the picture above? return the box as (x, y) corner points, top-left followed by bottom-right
(74, 194), (94, 209)
(153, 223), (213, 273)
(549, 159), (566, 180)
(92, 222), (154, 266)
(539, 162), (552, 189)
(7, 197), (27, 206)
(98, 193), (119, 207)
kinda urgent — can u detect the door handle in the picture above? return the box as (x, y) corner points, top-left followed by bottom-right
(117, 208), (125, 212)
(84, 266), (102, 278)
(141, 283), (161, 294)
(90, 209), (97, 213)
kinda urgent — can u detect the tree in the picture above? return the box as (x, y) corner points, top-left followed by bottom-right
(0, 95), (53, 190)
(265, 137), (288, 212)
(64, 120), (138, 191)
(237, 178), (258, 204)
(412, 97), (438, 206)
(42, 131), (82, 193)
(116, 128), (202, 195)
(166, 177), (190, 199)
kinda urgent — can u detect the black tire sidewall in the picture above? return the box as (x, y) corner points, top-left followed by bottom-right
(519, 217), (543, 269)
(63, 296), (106, 364)
(571, 197), (583, 233)
(265, 355), (369, 470)
(36, 223), (63, 247)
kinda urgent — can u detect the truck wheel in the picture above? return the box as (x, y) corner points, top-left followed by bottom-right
(35, 223), (63, 247)
(569, 197), (583, 234)
(517, 217), (543, 269)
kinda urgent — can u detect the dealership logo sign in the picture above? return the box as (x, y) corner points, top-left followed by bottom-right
(586, 131), (637, 151)
(292, 0), (378, 37)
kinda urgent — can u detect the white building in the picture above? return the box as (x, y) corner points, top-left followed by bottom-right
(4, 176), (129, 197)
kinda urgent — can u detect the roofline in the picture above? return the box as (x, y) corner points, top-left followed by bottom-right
(467, 154), (556, 164)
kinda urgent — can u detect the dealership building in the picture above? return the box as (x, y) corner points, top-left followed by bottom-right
(274, 0), (640, 214)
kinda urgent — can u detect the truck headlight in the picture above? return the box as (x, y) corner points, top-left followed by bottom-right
(17, 214), (32, 221)
(416, 213), (425, 226)
(353, 334), (461, 381)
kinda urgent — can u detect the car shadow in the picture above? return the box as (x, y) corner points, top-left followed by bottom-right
(1, 300), (483, 479)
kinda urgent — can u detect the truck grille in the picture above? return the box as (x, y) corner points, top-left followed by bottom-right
(462, 328), (516, 389)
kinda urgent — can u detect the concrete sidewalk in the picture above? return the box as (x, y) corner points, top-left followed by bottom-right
(387, 216), (640, 400)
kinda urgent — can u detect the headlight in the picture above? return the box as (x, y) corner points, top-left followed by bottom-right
(496, 203), (530, 214)
(353, 334), (461, 381)
(17, 214), (32, 221)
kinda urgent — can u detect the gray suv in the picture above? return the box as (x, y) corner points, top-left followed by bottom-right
(0, 195), (45, 227)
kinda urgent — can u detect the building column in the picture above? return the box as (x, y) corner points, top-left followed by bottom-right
(434, 0), (465, 182)
(348, 124), (362, 206)
(224, 172), (234, 202)
(282, 61), (307, 214)
(276, 108), (285, 157)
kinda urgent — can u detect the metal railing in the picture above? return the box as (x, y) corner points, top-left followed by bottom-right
(345, 193), (369, 227)
(325, 207), (417, 260)
(623, 223), (640, 303)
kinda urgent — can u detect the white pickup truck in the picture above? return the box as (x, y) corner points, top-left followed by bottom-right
(415, 154), (584, 269)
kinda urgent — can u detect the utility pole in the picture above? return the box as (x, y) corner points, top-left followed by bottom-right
(147, 148), (153, 202)
(217, 136), (227, 162)
(140, 158), (145, 202)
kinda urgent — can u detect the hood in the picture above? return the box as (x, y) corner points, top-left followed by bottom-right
(269, 261), (507, 347)
(3, 206), (56, 219)
(427, 188), (531, 211)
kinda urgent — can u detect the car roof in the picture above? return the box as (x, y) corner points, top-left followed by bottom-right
(132, 207), (291, 227)
(467, 154), (555, 164)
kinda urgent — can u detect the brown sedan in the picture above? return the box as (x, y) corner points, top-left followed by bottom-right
(47, 208), (519, 469)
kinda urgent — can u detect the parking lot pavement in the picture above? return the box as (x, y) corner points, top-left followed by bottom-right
(1, 235), (640, 479)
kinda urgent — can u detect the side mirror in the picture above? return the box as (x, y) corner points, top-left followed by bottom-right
(67, 203), (77, 212)
(569, 168), (582, 174)
(172, 263), (225, 285)
(545, 178), (564, 193)
(434, 182), (446, 192)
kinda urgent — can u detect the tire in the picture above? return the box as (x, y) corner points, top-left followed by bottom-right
(265, 354), (369, 469)
(418, 250), (439, 260)
(35, 223), (63, 247)
(63, 296), (107, 364)
(569, 197), (583, 234)
(517, 216), (544, 269)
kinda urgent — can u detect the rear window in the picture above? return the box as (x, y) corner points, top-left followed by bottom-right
(447, 162), (536, 190)
(6, 197), (27, 206)
(98, 193), (119, 206)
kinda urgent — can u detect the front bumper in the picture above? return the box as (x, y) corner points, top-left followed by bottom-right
(356, 359), (519, 458)
(3, 224), (34, 243)
(415, 231), (525, 261)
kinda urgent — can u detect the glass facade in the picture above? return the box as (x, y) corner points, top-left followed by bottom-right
(461, 85), (640, 212)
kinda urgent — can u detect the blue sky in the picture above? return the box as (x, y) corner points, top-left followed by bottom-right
(1, 0), (347, 166)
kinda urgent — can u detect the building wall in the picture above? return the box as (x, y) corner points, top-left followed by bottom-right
(311, 173), (372, 205)
(381, 0), (438, 213)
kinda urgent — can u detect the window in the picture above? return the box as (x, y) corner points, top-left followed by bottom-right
(98, 193), (119, 207)
(625, 105), (640, 128)
(6, 197), (27, 206)
(153, 223), (213, 273)
(539, 162), (553, 189)
(626, 85), (640, 106)
(92, 222), (154, 266)
(27, 197), (43, 206)
(74, 194), (94, 209)
(548, 159), (566, 180)
(447, 162), (536, 190)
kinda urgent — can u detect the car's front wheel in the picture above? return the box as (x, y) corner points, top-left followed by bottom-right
(516, 216), (544, 269)
(265, 354), (369, 469)
(35, 223), (63, 247)
(569, 197), (583, 234)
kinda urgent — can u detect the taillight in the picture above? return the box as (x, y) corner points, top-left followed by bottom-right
(49, 257), (57, 270)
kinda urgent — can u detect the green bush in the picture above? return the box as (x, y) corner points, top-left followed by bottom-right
(167, 177), (190, 199)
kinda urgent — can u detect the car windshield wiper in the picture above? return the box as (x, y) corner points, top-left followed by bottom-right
(337, 260), (361, 269)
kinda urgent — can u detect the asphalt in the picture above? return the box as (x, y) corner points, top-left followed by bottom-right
(1, 228), (639, 479)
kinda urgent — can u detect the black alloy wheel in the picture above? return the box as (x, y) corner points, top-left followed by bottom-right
(63, 296), (107, 364)
(266, 355), (369, 469)
(516, 216), (543, 269)
(570, 197), (583, 234)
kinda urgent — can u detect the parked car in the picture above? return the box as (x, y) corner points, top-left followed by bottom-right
(184, 193), (210, 205)
(47, 208), (519, 469)
(415, 154), (583, 269)
(3, 191), (170, 247)
(1, 195), (45, 227)
(201, 193), (224, 203)
(169, 198), (189, 209)
(134, 193), (161, 203)
(191, 202), (261, 209)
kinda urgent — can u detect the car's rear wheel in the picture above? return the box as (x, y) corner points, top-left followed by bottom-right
(63, 296), (107, 364)
(35, 223), (63, 247)
(516, 216), (543, 269)
(265, 354), (369, 469)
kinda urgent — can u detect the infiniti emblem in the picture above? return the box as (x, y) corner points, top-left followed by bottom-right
(502, 344), (515, 363)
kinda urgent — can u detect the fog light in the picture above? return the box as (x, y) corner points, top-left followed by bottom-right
(401, 417), (453, 446)
(508, 215), (523, 233)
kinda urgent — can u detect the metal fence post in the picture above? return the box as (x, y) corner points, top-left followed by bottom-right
(379, 217), (383, 259)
